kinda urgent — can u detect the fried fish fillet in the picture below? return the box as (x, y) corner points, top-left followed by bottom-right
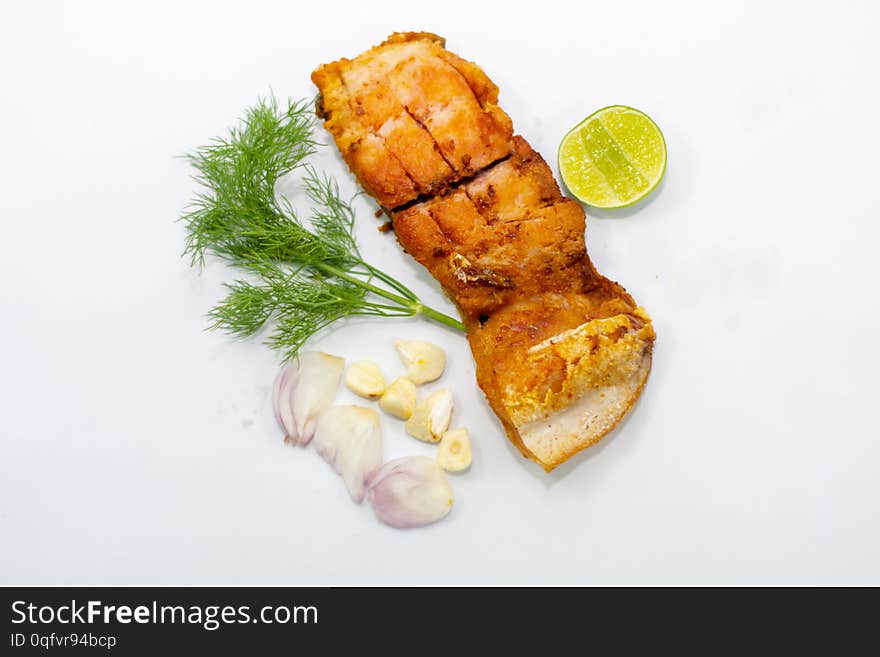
(312, 33), (655, 471)
(312, 32), (513, 208)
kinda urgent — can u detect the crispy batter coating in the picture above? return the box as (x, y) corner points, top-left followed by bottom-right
(313, 34), (654, 471)
(311, 32), (513, 208)
(392, 138), (591, 318)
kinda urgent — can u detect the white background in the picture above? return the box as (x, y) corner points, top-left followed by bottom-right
(2, 0), (878, 585)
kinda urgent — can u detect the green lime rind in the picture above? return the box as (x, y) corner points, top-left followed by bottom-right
(558, 105), (667, 210)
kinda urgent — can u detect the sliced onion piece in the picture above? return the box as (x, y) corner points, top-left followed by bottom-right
(272, 363), (300, 444)
(315, 405), (383, 503)
(367, 456), (453, 528)
(290, 352), (345, 446)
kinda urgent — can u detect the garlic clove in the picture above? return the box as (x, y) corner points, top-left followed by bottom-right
(437, 428), (473, 472)
(394, 339), (446, 384)
(379, 377), (417, 420)
(315, 406), (383, 502)
(405, 388), (453, 443)
(344, 360), (387, 399)
(404, 402), (431, 441)
(427, 389), (454, 440)
(290, 351), (345, 445)
(367, 456), (453, 528)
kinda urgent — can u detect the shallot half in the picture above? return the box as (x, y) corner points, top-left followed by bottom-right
(314, 406), (383, 503)
(367, 456), (453, 529)
(272, 351), (344, 445)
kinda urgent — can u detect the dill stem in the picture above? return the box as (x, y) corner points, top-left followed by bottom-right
(317, 262), (465, 332)
(362, 263), (419, 301)
(417, 303), (468, 332)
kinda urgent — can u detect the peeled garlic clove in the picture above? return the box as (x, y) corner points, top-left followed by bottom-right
(344, 360), (387, 399)
(437, 428), (472, 472)
(405, 388), (453, 443)
(290, 351), (345, 445)
(367, 456), (453, 528)
(395, 339), (446, 384)
(315, 406), (383, 503)
(427, 389), (454, 439)
(379, 377), (417, 419)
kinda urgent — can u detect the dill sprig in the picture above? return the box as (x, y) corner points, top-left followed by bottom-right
(181, 96), (464, 361)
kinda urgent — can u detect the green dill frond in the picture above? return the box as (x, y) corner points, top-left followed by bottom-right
(181, 94), (465, 361)
(181, 96), (320, 267)
(303, 165), (360, 265)
(208, 263), (368, 360)
(207, 278), (277, 339)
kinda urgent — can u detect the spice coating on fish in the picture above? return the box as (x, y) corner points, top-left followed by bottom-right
(313, 33), (654, 470)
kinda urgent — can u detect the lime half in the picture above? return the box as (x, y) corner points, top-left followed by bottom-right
(559, 105), (666, 209)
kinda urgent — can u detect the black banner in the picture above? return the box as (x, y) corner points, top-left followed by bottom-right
(1, 587), (870, 653)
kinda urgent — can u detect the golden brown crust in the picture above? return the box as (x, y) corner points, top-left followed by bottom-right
(311, 32), (514, 208)
(313, 35), (655, 471)
(391, 137), (592, 320)
(464, 292), (654, 470)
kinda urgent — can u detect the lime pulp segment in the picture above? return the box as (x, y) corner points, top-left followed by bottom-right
(559, 106), (666, 209)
